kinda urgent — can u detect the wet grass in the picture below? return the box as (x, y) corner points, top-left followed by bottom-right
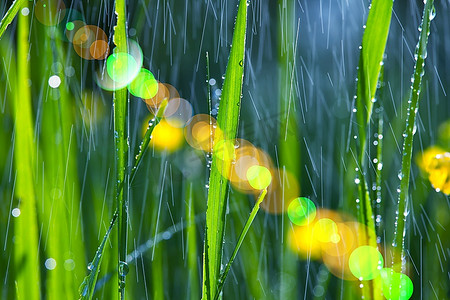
(0, 0), (448, 299)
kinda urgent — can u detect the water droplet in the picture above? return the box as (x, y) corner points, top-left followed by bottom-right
(119, 261), (129, 276)
(239, 60), (243, 67)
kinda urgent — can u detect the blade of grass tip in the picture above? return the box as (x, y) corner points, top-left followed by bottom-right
(392, 0), (435, 273)
(112, 0), (129, 297)
(12, 3), (41, 299)
(353, 1), (392, 298)
(202, 0), (248, 299)
(203, 0), (248, 300)
(354, 0), (393, 242)
(0, 0), (26, 40)
(214, 189), (267, 300)
(277, 2), (300, 298)
(79, 212), (119, 300)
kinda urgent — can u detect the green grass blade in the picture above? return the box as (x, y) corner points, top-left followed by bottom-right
(278, 2), (300, 298)
(202, 0), (248, 299)
(355, 0), (393, 235)
(79, 212), (118, 300)
(214, 189), (267, 300)
(12, 4), (41, 299)
(353, 1), (392, 298)
(0, 0), (26, 40)
(356, 0), (393, 161)
(186, 181), (200, 299)
(112, 0), (129, 297)
(392, 0), (435, 273)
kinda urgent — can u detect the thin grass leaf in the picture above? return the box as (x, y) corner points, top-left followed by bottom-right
(112, 0), (129, 297)
(392, 0), (435, 273)
(0, 0), (26, 40)
(79, 212), (118, 300)
(214, 189), (267, 300)
(354, 0), (393, 238)
(277, 2), (300, 297)
(353, 1), (392, 298)
(12, 5), (41, 299)
(356, 0), (393, 160)
(202, 0), (248, 299)
(186, 181), (200, 299)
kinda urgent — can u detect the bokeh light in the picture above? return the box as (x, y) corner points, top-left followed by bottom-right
(288, 224), (322, 260)
(313, 218), (340, 243)
(287, 197), (316, 226)
(107, 52), (138, 82)
(380, 268), (414, 300)
(348, 245), (383, 280)
(261, 169), (300, 214)
(128, 68), (158, 99)
(246, 165), (272, 190)
(163, 98), (193, 128)
(35, 0), (66, 26)
(150, 120), (184, 152)
(184, 114), (220, 152)
(97, 40), (143, 91)
(73, 25), (108, 60)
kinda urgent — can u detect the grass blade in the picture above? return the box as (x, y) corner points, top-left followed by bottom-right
(202, 0), (248, 299)
(392, 0), (435, 273)
(278, 2), (300, 298)
(354, 0), (393, 240)
(112, 0), (129, 297)
(0, 0), (26, 40)
(79, 212), (118, 300)
(12, 4), (41, 299)
(353, 1), (392, 298)
(356, 0), (393, 160)
(214, 189), (267, 300)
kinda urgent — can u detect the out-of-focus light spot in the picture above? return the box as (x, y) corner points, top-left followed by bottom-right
(90, 39), (109, 60)
(45, 258), (57, 270)
(261, 169), (300, 214)
(164, 98), (193, 128)
(246, 165), (272, 190)
(73, 25), (108, 60)
(66, 22), (75, 31)
(288, 224), (321, 260)
(128, 69), (158, 99)
(348, 245), (383, 280)
(144, 82), (170, 110)
(65, 66), (75, 77)
(287, 197), (316, 226)
(209, 78), (216, 86)
(184, 114), (219, 152)
(380, 268), (413, 300)
(64, 259), (75, 271)
(97, 41), (143, 91)
(107, 52), (139, 83)
(313, 218), (339, 243)
(150, 120), (184, 152)
(48, 75), (61, 88)
(35, 0), (66, 26)
(65, 20), (86, 42)
(21, 7), (30, 16)
(12, 208), (21, 217)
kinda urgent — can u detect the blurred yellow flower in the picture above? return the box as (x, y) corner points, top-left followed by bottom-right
(416, 146), (445, 173)
(426, 152), (450, 195)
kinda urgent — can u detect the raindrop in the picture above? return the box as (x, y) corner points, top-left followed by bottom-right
(119, 261), (129, 276)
